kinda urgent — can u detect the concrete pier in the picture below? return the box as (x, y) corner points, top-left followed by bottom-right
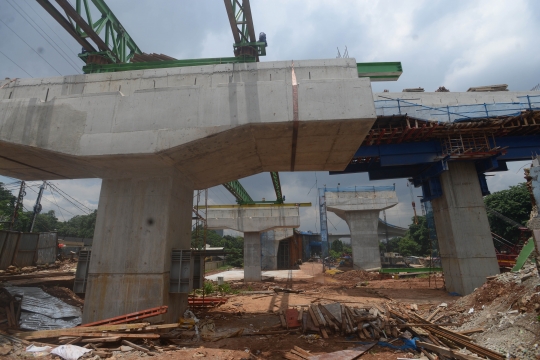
(83, 173), (192, 323)
(431, 162), (499, 295)
(261, 228), (294, 270)
(207, 206), (300, 281)
(326, 187), (398, 270)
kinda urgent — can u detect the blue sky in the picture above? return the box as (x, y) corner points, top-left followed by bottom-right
(1, 0), (538, 233)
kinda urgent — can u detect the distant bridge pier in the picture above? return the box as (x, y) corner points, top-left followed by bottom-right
(325, 186), (398, 270)
(430, 162), (500, 295)
(207, 206), (300, 281)
(261, 228), (294, 270)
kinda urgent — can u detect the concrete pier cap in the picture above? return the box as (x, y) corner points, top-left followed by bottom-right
(325, 186), (398, 270)
(0, 58), (377, 322)
(207, 206), (300, 281)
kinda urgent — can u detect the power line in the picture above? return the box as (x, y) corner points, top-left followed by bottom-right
(7, 0), (82, 74)
(26, 185), (79, 217)
(47, 182), (93, 213)
(48, 188), (65, 222)
(0, 49), (34, 77)
(0, 18), (62, 76)
(22, 0), (80, 58)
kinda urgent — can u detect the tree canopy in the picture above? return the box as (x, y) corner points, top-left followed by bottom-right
(484, 183), (531, 245)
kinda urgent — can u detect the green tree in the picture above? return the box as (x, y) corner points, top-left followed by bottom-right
(405, 216), (431, 256)
(397, 237), (421, 256)
(13, 210), (59, 233)
(484, 183), (532, 245)
(331, 239), (344, 253)
(56, 211), (97, 238)
(0, 182), (17, 230)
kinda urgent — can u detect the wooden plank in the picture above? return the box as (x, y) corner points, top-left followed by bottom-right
(122, 340), (150, 353)
(457, 327), (484, 335)
(15, 323), (150, 339)
(66, 336), (82, 345)
(307, 342), (376, 360)
(293, 346), (311, 358)
(320, 327), (328, 339)
(64, 333), (160, 339)
(290, 349), (309, 359)
(81, 337), (120, 343)
(142, 323), (180, 331)
(307, 307), (320, 327)
(417, 341), (482, 360)
(426, 307), (441, 322)
(284, 353), (304, 360)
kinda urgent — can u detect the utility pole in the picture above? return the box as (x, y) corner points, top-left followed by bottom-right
(29, 181), (46, 232)
(383, 209), (389, 253)
(9, 181), (26, 230)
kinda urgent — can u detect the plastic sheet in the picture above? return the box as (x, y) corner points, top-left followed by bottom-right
(51, 345), (91, 360)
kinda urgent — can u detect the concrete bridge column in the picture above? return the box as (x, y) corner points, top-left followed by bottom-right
(82, 173), (192, 324)
(261, 228), (294, 271)
(207, 206), (300, 282)
(326, 187), (398, 270)
(244, 232), (262, 281)
(432, 162), (499, 295)
(341, 210), (381, 270)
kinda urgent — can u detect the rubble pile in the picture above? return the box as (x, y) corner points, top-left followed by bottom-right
(439, 263), (540, 359)
(332, 269), (381, 282)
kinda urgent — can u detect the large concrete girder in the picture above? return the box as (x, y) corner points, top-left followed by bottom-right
(326, 189), (398, 270)
(431, 162), (499, 295)
(0, 59), (376, 188)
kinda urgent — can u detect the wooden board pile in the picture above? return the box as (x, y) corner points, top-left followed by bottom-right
(278, 301), (505, 360)
(9, 322), (189, 357)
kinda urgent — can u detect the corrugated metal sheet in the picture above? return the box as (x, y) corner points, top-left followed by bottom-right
(36, 232), (57, 265)
(0, 232), (7, 265)
(0, 232), (19, 269)
(5, 287), (82, 318)
(13, 233), (38, 267)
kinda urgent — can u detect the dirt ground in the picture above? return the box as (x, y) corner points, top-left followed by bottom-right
(110, 264), (456, 360)
(4, 262), (539, 359)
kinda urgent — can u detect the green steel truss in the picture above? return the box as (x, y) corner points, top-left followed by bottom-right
(83, 56), (257, 74)
(36, 0), (141, 64)
(224, 0), (266, 57)
(223, 180), (254, 205)
(270, 172), (284, 203)
(222, 172), (284, 205)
